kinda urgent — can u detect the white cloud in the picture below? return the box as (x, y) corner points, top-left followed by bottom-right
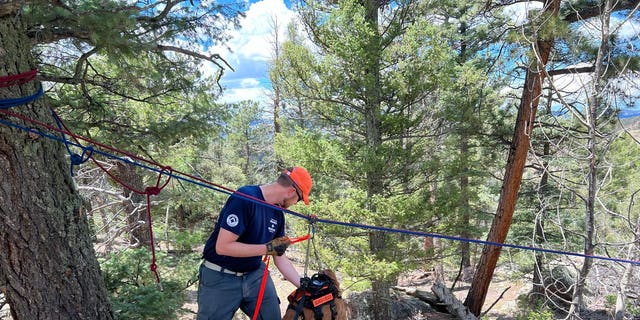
(613, 16), (640, 40)
(240, 78), (261, 87)
(548, 63), (593, 106)
(203, 0), (295, 104)
(502, 2), (543, 26)
(217, 86), (270, 104)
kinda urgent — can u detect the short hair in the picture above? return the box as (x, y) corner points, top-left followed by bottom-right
(277, 173), (295, 187)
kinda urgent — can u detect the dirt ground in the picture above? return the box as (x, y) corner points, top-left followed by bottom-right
(180, 260), (529, 320)
(179, 260), (301, 320)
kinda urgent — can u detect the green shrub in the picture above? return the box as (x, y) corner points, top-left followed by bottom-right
(173, 229), (206, 252)
(101, 248), (196, 320)
(515, 294), (555, 320)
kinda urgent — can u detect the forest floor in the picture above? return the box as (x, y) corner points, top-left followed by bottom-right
(0, 250), (527, 320)
(179, 254), (530, 320)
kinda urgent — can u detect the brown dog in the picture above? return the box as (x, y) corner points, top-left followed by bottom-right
(282, 269), (348, 320)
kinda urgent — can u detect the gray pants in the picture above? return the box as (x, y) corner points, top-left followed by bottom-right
(196, 263), (280, 320)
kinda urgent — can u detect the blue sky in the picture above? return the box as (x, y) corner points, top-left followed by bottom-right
(206, 1), (639, 108)
(204, 0), (295, 104)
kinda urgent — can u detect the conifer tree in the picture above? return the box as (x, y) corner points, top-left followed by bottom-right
(273, 0), (456, 317)
(0, 1), (244, 318)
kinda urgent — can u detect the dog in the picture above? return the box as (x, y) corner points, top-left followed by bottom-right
(282, 269), (348, 320)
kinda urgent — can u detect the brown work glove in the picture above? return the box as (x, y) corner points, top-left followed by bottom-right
(265, 236), (291, 256)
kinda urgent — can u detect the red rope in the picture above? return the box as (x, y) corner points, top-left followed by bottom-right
(3, 109), (640, 269)
(143, 167), (172, 289)
(0, 69), (38, 88)
(0, 109), (318, 291)
(19, 108), (174, 288)
(0, 108), (238, 196)
(252, 256), (271, 320)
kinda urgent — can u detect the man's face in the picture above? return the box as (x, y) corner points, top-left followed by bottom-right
(281, 185), (302, 209)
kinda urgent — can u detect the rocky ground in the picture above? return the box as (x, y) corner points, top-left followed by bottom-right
(179, 258), (529, 320)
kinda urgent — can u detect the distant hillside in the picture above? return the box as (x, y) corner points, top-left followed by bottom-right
(619, 109), (640, 119)
(619, 111), (640, 139)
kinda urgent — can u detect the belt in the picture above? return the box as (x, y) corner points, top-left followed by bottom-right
(203, 260), (247, 276)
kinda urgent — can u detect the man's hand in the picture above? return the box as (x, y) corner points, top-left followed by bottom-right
(266, 236), (291, 256)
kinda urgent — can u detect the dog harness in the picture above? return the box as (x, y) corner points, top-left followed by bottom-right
(287, 272), (341, 320)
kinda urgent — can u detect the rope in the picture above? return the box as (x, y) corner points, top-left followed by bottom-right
(51, 109), (93, 176)
(1, 110), (639, 268)
(302, 220), (315, 278)
(47, 108), (172, 289)
(0, 84), (44, 109)
(251, 256), (271, 320)
(0, 69), (37, 88)
(144, 166), (173, 290)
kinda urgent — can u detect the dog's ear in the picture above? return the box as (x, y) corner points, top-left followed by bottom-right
(320, 269), (339, 289)
(321, 269), (336, 278)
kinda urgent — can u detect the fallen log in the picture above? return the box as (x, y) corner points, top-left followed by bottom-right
(431, 282), (477, 320)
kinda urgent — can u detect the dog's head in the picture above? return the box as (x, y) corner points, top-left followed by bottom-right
(318, 269), (339, 289)
(282, 269), (348, 320)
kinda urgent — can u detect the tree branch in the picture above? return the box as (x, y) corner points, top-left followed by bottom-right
(480, 286), (511, 318)
(154, 44), (234, 91)
(39, 74), (178, 104)
(135, 0), (180, 23)
(548, 66), (595, 76)
(155, 44), (234, 72)
(563, 0), (640, 23)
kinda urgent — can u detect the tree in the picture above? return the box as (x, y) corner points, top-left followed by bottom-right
(0, 11), (114, 319)
(273, 0), (455, 318)
(465, 0), (640, 316)
(0, 1), (244, 318)
(464, 0), (561, 315)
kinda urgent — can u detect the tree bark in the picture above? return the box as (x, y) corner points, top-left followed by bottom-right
(568, 0), (612, 316)
(0, 8), (114, 320)
(459, 126), (472, 272)
(532, 87), (553, 304)
(463, 0), (560, 315)
(362, 0), (393, 318)
(113, 161), (149, 247)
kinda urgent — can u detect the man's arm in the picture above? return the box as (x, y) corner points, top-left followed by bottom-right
(215, 228), (267, 257)
(274, 254), (302, 288)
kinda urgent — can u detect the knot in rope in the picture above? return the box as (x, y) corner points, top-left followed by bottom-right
(50, 108), (94, 176)
(70, 153), (84, 165)
(144, 166), (173, 195)
(145, 186), (162, 196)
(69, 146), (94, 165)
(150, 263), (158, 272)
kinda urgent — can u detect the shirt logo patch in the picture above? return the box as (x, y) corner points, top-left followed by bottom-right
(227, 214), (239, 227)
(268, 218), (277, 233)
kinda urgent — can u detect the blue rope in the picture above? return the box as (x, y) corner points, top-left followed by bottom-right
(0, 84), (44, 109)
(1, 116), (639, 267)
(50, 109), (94, 176)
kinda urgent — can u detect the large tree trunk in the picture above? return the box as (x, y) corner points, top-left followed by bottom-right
(113, 162), (149, 247)
(362, 0), (393, 318)
(0, 6), (114, 319)
(463, 0), (560, 315)
(459, 129), (472, 273)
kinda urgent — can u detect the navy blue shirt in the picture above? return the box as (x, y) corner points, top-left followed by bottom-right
(202, 185), (285, 272)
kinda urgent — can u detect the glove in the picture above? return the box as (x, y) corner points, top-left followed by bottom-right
(266, 236), (291, 256)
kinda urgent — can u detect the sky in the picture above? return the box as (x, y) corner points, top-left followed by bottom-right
(205, 1), (639, 109)
(205, 0), (296, 104)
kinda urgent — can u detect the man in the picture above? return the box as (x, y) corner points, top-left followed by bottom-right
(197, 166), (313, 320)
